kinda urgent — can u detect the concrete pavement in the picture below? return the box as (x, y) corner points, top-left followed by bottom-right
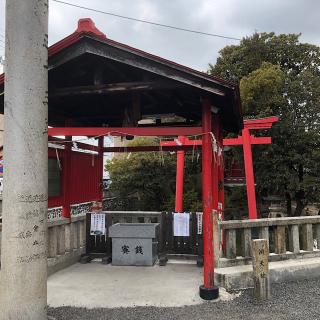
(47, 261), (237, 308)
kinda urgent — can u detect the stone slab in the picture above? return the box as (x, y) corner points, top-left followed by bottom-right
(218, 250), (320, 268)
(215, 257), (320, 291)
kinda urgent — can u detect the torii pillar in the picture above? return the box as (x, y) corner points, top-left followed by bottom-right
(175, 136), (186, 212)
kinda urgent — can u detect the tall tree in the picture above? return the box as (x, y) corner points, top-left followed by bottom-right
(209, 33), (320, 215)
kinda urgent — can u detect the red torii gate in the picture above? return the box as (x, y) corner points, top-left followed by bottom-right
(161, 116), (279, 219)
(224, 116), (279, 219)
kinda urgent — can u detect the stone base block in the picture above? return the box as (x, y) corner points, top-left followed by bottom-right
(47, 247), (85, 276)
(215, 257), (320, 291)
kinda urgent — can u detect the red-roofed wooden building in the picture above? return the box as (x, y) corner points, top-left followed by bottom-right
(0, 18), (242, 298)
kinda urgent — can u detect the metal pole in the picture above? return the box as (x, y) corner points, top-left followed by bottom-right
(1, 1), (48, 319)
(199, 98), (219, 300)
(242, 128), (258, 219)
(175, 136), (185, 212)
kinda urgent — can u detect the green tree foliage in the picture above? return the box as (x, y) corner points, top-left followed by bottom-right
(106, 138), (202, 211)
(209, 33), (320, 215)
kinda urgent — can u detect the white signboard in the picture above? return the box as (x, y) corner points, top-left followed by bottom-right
(196, 212), (203, 234)
(90, 213), (106, 236)
(173, 212), (190, 237)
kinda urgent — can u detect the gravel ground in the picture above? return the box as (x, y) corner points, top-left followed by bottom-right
(48, 278), (320, 320)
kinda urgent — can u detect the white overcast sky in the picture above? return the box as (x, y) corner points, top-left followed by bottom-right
(0, 0), (320, 73)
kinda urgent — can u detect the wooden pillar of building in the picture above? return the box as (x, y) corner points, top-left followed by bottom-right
(98, 136), (104, 203)
(62, 121), (72, 218)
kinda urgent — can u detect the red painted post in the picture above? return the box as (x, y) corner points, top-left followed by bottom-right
(98, 136), (104, 202)
(242, 128), (258, 219)
(175, 136), (185, 212)
(199, 98), (219, 300)
(62, 135), (72, 218)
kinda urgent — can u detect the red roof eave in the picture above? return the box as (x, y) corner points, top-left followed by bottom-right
(0, 32), (81, 86)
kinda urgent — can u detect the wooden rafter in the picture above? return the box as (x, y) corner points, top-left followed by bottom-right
(50, 81), (188, 98)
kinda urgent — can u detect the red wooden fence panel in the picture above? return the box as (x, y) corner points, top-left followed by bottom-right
(48, 147), (101, 208)
(69, 151), (101, 204)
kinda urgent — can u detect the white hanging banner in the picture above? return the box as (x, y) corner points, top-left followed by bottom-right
(173, 212), (190, 237)
(90, 213), (106, 236)
(196, 212), (203, 234)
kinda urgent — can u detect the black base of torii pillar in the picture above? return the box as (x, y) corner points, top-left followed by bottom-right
(199, 285), (220, 300)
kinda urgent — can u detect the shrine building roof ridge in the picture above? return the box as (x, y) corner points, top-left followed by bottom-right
(0, 18), (236, 88)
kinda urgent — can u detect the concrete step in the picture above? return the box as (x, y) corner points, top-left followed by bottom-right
(165, 254), (198, 265)
(166, 254), (198, 261)
(215, 257), (320, 291)
(166, 259), (196, 265)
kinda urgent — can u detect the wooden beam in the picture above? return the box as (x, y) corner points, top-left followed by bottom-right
(50, 81), (188, 98)
(49, 136), (100, 152)
(160, 137), (202, 147)
(103, 145), (198, 153)
(48, 126), (202, 137)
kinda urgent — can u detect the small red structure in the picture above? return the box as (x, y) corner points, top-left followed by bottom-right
(224, 159), (245, 185)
